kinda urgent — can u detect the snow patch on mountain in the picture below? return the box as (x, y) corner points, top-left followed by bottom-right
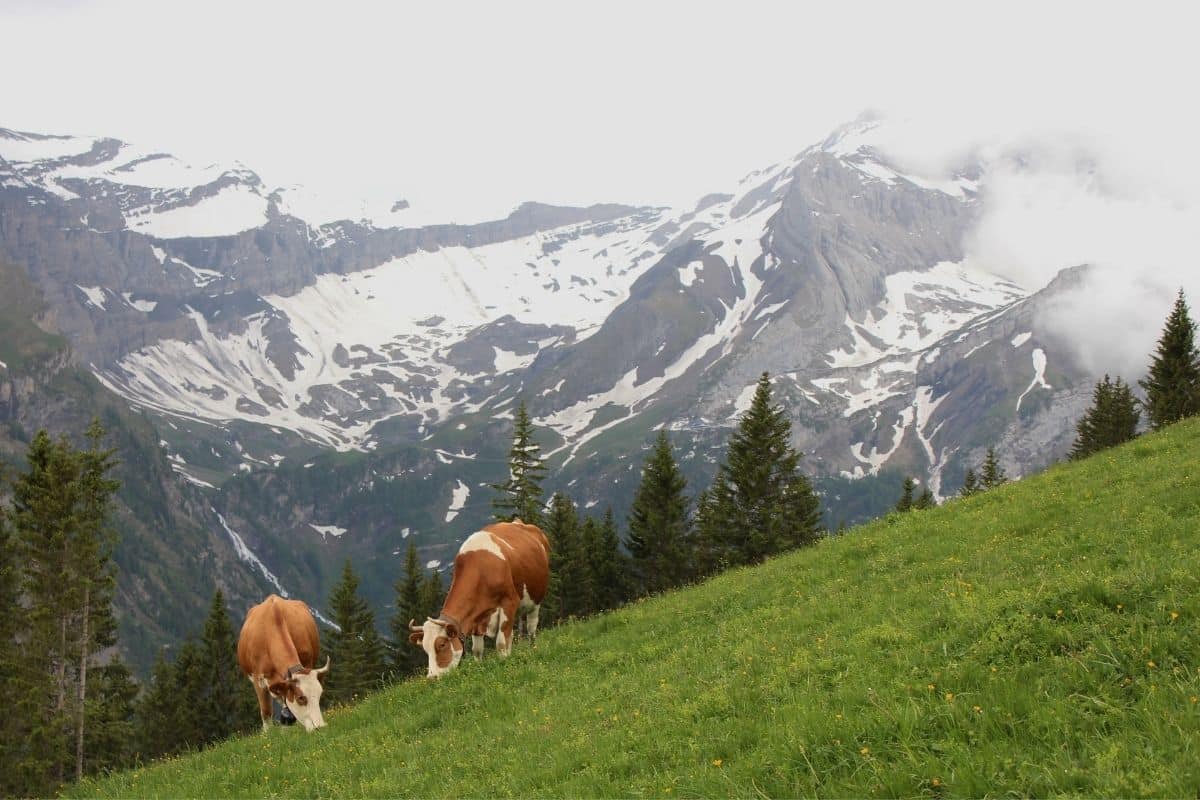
(125, 183), (269, 239)
(445, 480), (469, 522)
(1015, 348), (1052, 415)
(828, 261), (1027, 369)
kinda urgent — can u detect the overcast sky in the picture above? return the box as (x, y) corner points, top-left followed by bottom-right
(3, 1), (1194, 216)
(4, 0), (1199, 377)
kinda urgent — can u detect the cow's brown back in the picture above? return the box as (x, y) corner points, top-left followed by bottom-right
(237, 595), (320, 681)
(484, 520), (550, 603)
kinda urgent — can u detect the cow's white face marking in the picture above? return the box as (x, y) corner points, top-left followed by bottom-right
(271, 670), (326, 732)
(459, 531), (505, 559)
(420, 619), (464, 678)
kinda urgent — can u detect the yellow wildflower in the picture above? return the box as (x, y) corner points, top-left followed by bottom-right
(1170, 611), (1179, 621)
(860, 747), (870, 755)
(712, 759), (723, 767)
(945, 692), (955, 702)
(972, 705), (982, 714)
(1147, 660), (1157, 669)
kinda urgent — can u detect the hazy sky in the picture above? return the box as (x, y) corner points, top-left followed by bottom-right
(3, 1), (1194, 216)
(3, 0), (1199, 377)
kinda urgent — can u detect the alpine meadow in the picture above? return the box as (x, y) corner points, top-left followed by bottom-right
(72, 417), (1200, 797)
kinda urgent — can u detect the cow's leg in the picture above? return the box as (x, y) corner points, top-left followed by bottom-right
(250, 677), (272, 732)
(495, 599), (519, 657)
(526, 604), (541, 646)
(472, 634), (485, 659)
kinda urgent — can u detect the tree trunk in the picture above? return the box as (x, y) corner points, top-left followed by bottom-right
(75, 585), (90, 782)
(56, 615), (68, 783)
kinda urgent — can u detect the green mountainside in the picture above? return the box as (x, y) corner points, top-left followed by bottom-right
(76, 417), (1200, 797)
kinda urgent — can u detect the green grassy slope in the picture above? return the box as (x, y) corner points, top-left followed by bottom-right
(76, 419), (1200, 798)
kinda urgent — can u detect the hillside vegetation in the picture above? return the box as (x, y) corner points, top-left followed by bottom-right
(75, 418), (1200, 798)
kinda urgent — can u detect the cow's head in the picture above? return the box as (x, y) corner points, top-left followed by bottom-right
(409, 617), (464, 677)
(269, 657), (330, 731)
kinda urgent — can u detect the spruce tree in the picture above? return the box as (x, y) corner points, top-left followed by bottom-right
(586, 508), (629, 611)
(980, 447), (1007, 489)
(1071, 375), (1141, 460)
(1139, 289), (1200, 429)
(391, 542), (426, 674)
(419, 567), (445, 621)
(960, 468), (979, 497)
(71, 420), (121, 780)
(695, 373), (822, 569)
(325, 560), (388, 705)
(914, 487), (936, 510)
(134, 651), (181, 761)
(895, 477), (916, 512)
(82, 658), (137, 776)
(194, 590), (257, 744)
(626, 430), (691, 593)
(543, 493), (590, 623)
(490, 401), (548, 525)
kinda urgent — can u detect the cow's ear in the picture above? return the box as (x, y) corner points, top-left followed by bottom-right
(444, 622), (460, 640)
(409, 631), (424, 645)
(268, 680), (289, 698)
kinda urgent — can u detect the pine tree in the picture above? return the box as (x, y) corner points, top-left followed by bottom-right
(914, 488), (936, 510)
(895, 477), (916, 512)
(82, 658), (137, 776)
(585, 508), (629, 611)
(10, 430), (78, 793)
(134, 651), (180, 761)
(543, 493), (590, 623)
(626, 430), (691, 593)
(490, 401), (548, 526)
(960, 468), (979, 497)
(0, 494), (26, 798)
(71, 420), (121, 780)
(1071, 375), (1141, 460)
(325, 560), (388, 706)
(419, 567), (445, 621)
(1140, 289), (1200, 429)
(390, 542), (426, 674)
(980, 447), (1007, 490)
(695, 373), (822, 569)
(194, 590), (257, 744)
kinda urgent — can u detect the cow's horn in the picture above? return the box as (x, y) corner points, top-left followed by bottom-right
(409, 618), (423, 632)
(315, 656), (331, 675)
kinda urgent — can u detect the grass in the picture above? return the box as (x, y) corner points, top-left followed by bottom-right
(74, 418), (1200, 798)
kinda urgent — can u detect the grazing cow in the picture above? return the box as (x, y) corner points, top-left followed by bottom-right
(237, 594), (330, 731)
(409, 519), (549, 677)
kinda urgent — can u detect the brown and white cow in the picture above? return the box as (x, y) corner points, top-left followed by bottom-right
(237, 594), (330, 732)
(409, 519), (549, 677)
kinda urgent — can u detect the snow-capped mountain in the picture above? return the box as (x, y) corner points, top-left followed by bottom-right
(0, 116), (1096, 626)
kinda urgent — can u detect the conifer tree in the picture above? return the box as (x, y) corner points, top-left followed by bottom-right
(543, 493), (590, 623)
(586, 508), (629, 611)
(695, 373), (822, 569)
(391, 542), (426, 674)
(626, 430), (691, 593)
(71, 420), (121, 780)
(914, 487), (936, 510)
(325, 560), (389, 706)
(1071, 375), (1141, 459)
(980, 447), (1007, 489)
(895, 477), (916, 512)
(82, 658), (137, 775)
(420, 567), (445, 621)
(134, 651), (181, 760)
(490, 401), (548, 526)
(1139, 289), (1200, 429)
(194, 590), (257, 744)
(960, 468), (979, 497)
